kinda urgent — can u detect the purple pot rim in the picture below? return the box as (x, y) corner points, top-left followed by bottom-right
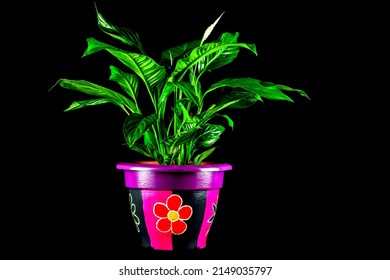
(116, 162), (233, 172)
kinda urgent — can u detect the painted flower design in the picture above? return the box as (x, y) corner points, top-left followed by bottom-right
(153, 194), (193, 235)
(208, 203), (217, 223)
(129, 193), (140, 232)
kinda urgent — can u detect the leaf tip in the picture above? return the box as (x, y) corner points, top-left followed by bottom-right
(48, 79), (61, 92)
(94, 2), (99, 14)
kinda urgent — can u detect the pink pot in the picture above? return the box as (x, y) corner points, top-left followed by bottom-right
(116, 162), (232, 250)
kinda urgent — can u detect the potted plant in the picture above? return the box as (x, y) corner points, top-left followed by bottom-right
(50, 4), (309, 250)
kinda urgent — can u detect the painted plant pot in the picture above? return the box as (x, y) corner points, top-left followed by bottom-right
(116, 161), (232, 250)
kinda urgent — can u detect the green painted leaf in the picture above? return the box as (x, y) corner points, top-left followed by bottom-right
(208, 204), (217, 223)
(129, 194), (133, 204)
(133, 215), (140, 225)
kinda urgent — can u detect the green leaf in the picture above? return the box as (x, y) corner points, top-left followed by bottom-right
(205, 77), (260, 97)
(172, 81), (200, 108)
(157, 82), (175, 121)
(193, 147), (216, 165)
(53, 8), (310, 166)
(263, 81), (310, 100)
(95, 4), (146, 54)
(63, 98), (112, 112)
(129, 143), (155, 160)
(123, 113), (158, 146)
(164, 126), (200, 150)
(216, 113), (234, 129)
(206, 77), (307, 102)
(198, 99), (242, 126)
(196, 124), (225, 148)
(160, 40), (200, 66)
(216, 89), (258, 109)
(83, 38), (166, 95)
(169, 42), (257, 82)
(199, 32), (241, 74)
(108, 65), (139, 105)
(158, 81), (175, 106)
(172, 127), (200, 147)
(177, 103), (195, 124)
(144, 130), (158, 150)
(53, 79), (137, 113)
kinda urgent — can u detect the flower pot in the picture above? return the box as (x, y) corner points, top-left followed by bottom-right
(116, 161), (232, 250)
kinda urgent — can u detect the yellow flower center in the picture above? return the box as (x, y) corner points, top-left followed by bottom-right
(168, 210), (179, 222)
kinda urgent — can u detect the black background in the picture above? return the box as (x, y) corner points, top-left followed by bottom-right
(3, 0), (387, 260)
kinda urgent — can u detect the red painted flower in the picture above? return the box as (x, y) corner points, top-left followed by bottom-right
(153, 194), (193, 235)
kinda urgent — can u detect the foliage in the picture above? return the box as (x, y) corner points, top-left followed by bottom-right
(50, 4), (309, 165)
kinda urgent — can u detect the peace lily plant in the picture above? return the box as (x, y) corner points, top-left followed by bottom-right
(50, 5), (309, 165)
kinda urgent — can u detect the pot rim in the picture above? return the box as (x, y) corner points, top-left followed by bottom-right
(116, 161), (232, 172)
